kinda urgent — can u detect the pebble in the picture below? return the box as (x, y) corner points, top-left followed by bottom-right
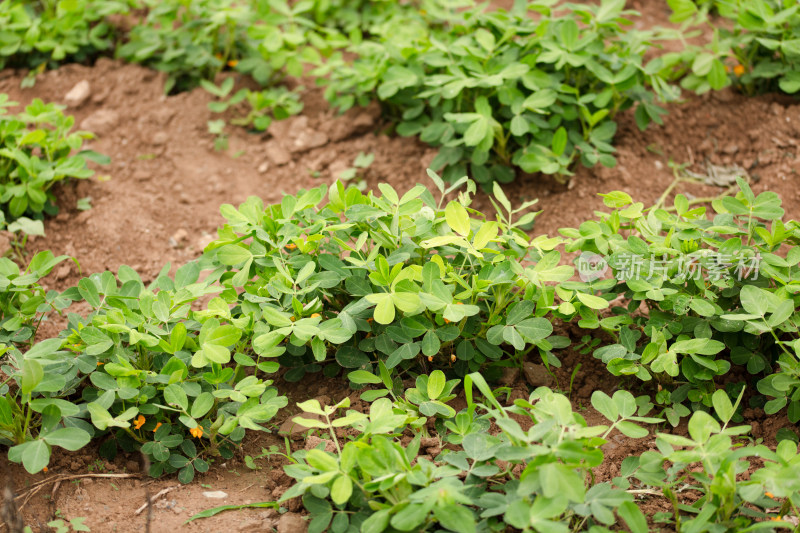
(497, 367), (520, 387)
(523, 362), (551, 387)
(277, 512), (307, 533)
(291, 130), (328, 153)
(304, 435), (336, 452)
(65, 80), (91, 107)
(0, 231), (11, 256)
(202, 490), (228, 499)
(80, 109), (120, 136)
(264, 141), (292, 166)
(278, 413), (323, 439)
(152, 131), (169, 146)
(55, 264), (71, 280)
(258, 161), (270, 173)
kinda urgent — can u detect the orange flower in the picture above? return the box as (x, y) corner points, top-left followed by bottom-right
(772, 516), (784, 521)
(97, 362), (104, 366)
(450, 354), (456, 363)
(427, 356), (433, 362)
(133, 415), (145, 430)
(227, 59), (238, 68)
(290, 316), (296, 322)
(366, 318), (374, 323)
(285, 243), (297, 250)
(765, 492), (775, 498)
(456, 302), (464, 305)
(444, 318), (451, 324)
(733, 64), (745, 76)
(190, 426), (203, 439)
(43, 466), (48, 473)
(153, 422), (162, 432)
(310, 313), (321, 318)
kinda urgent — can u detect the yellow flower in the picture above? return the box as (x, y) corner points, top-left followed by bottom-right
(285, 243), (297, 250)
(310, 313), (321, 318)
(765, 492), (775, 498)
(733, 64), (745, 76)
(450, 354), (456, 363)
(133, 415), (145, 430)
(153, 422), (162, 432)
(190, 426), (203, 439)
(227, 59), (238, 68)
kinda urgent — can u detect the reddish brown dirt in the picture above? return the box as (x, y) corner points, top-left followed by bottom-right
(2, 1), (800, 529)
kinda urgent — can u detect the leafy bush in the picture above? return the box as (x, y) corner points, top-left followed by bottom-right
(0, 250), (72, 348)
(314, 0), (678, 184)
(1, 263), (286, 477)
(202, 78), (303, 132)
(204, 173), (616, 387)
(259, 374), (795, 532)
(278, 374), (657, 533)
(0, 0), (133, 71)
(0, 95), (105, 224)
(629, 388), (800, 530)
(664, 0), (800, 94)
(562, 179), (800, 425)
(117, 0), (345, 93)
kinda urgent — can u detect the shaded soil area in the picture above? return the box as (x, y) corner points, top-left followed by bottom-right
(1, 1), (799, 530)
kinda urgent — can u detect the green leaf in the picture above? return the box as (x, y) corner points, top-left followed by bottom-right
(216, 244), (252, 266)
(331, 474), (353, 505)
(164, 384), (189, 411)
(445, 201), (470, 237)
(551, 127), (567, 156)
(42, 428), (91, 451)
(740, 285), (767, 316)
(711, 390), (733, 424)
(433, 503), (476, 533)
(576, 292), (609, 309)
(687, 411), (720, 443)
(427, 370), (446, 400)
(592, 391), (618, 422)
(618, 501), (648, 533)
(21, 358), (44, 395)
(347, 370), (382, 385)
(191, 392), (215, 419)
(21, 439), (50, 473)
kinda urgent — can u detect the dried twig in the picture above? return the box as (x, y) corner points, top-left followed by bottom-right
(134, 486), (180, 516)
(14, 473), (140, 512)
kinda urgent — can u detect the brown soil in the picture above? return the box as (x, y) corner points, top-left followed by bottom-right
(2, 0), (800, 530)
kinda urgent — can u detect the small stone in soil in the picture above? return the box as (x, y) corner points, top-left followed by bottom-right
(278, 413), (323, 439)
(304, 435), (335, 452)
(169, 228), (188, 248)
(0, 231), (13, 256)
(497, 366), (520, 387)
(264, 141), (292, 166)
(277, 512), (308, 533)
(65, 80), (91, 107)
(202, 490), (228, 499)
(80, 109), (120, 136)
(523, 362), (551, 387)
